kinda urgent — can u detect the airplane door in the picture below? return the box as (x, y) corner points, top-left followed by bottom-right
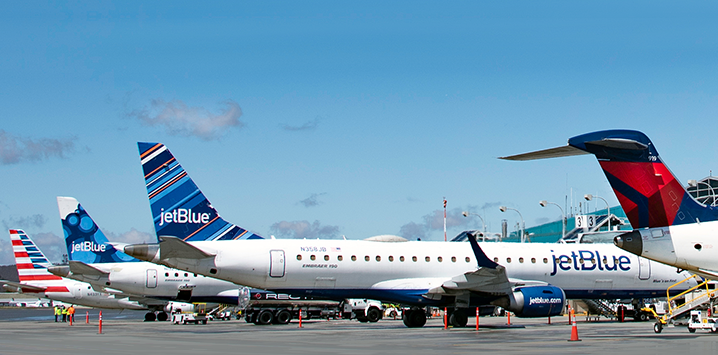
(73, 284), (83, 299)
(638, 257), (651, 280)
(146, 269), (158, 288)
(269, 250), (285, 278)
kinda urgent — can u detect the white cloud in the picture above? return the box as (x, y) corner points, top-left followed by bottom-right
(298, 193), (327, 208)
(0, 130), (78, 165)
(2, 214), (47, 231)
(269, 220), (341, 239)
(129, 99), (244, 140)
(282, 118), (320, 132)
(398, 208), (478, 241)
(105, 228), (156, 244)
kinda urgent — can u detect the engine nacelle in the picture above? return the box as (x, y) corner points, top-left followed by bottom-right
(492, 285), (566, 318)
(164, 301), (195, 313)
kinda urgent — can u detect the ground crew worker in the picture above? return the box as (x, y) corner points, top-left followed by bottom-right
(61, 305), (68, 322)
(67, 305), (75, 323)
(54, 305), (61, 322)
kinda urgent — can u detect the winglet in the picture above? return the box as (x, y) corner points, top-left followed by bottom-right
(466, 232), (499, 269)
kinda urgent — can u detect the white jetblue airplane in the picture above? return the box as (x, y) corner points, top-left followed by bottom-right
(501, 129), (718, 280)
(2, 229), (146, 310)
(123, 142), (696, 327)
(47, 196), (250, 321)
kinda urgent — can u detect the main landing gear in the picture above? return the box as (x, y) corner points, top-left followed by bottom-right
(144, 311), (169, 321)
(402, 307), (427, 328)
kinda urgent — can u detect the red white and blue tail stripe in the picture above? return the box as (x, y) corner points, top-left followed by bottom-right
(9, 229), (68, 293)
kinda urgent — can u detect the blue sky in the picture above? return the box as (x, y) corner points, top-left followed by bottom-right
(2, 1), (718, 264)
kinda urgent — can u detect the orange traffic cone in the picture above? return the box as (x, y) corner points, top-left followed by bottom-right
(568, 309), (581, 342)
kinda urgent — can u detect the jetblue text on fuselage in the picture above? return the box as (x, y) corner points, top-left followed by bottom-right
(158, 208), (210, 226)
(71, 241), (106, 254)
(550, 249), (631, 276)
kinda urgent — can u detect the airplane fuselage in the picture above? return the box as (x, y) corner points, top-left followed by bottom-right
(617, 221), (718, 277)
(67, 261), (243, 304)
(151, 239), (693, 305)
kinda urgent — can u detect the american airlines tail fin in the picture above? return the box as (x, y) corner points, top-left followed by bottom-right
(138, 142), (263, 241)
(8, 229), (67, 292)
(501, 129), (718, 228)
(57, 196), (138, 264)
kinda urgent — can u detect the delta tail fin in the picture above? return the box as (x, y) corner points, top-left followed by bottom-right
(138, 143), (263, 241)
(57, 196), (138, 264)
(501, 129), (718, 228)
(8, 229), (67, 292)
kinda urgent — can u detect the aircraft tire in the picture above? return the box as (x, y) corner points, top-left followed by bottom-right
(256, 309), (274, 325)
(450, 311), (468, 327)
(157, 312), (169, 322)
(654, 322), (662, 333)
(402, 310), (414, 327)
(144, 312), (157, 322)
(274, 310), (292, 324)
(367, 307), (382, 322)
(409, 309), (427, 328)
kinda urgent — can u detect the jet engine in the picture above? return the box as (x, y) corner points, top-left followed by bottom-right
(492, 285), (566, 317)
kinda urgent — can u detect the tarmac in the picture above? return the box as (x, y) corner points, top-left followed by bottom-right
(2, 309), (718, 355)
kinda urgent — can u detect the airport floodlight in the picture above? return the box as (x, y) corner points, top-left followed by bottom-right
(462, 211), (487, 237)
(584, 194), (611, 231)
(540, 200), (565, 239)
(499, 206), (525, 243)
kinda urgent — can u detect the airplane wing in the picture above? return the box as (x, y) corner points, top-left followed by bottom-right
(0, 280), (46, 293)
(373, 234), (546, 300)
(69, 261), (109, 276)
(159, 236), (215, 260)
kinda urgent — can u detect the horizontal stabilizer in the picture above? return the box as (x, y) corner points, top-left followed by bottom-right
(0, 280), (46, 293)
(159, 236), (215, 260)
(69, 261), (109, 276)
(499, 145), (588, 161)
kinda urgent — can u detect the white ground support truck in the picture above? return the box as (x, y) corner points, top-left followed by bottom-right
(171, 304), (208, 325)
(342, 299), (384, 322)
(687, 310), (718, 333)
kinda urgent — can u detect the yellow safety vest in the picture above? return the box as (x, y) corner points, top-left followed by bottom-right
(54, 307), (61, 315)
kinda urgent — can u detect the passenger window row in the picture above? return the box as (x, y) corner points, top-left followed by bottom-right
(296, 254), (472, 263)
(164, 272), (198, 277)
(493, 257), (550, 264)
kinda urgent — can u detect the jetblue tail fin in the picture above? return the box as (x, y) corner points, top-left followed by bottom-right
(9, 229), (66, 291)
(138, 143), (263, 241)
(501, 129), (718, 228)
(57, 197), (138, 263)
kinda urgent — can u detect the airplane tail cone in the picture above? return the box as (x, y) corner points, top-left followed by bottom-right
(568, 310), (581, 342)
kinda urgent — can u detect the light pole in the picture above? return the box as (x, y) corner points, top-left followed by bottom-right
(584, 194), (610, 231)
(539, 200), (565, 239)
(499, 206), (525, 243)
(462, 211), (486, 241)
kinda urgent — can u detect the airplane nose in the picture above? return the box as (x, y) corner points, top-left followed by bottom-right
(614, 231), (643, 256)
